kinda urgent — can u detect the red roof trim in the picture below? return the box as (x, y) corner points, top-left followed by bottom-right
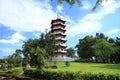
(59, 44), (67, 48)
(51, 23), (66, 28)
(51, 28), (66, 32)
(57, 39), (67, 42)
(51, 18), (65, 24)
(54, 51), (67, 54)
(55, 33), (66, 37)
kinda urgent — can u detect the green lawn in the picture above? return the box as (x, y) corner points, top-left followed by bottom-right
(46, 62), (120, 75)
(0, 62), (120, 75)
(0, 67), (23, 75)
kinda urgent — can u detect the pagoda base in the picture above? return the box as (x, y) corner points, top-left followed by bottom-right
(49, 55), (76, 61)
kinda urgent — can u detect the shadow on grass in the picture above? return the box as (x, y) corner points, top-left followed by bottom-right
(93, 64), (120, 70)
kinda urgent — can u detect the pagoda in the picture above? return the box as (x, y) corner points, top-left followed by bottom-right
(51, 17), (67, 57)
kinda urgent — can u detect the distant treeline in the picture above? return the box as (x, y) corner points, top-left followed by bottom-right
(75, 33), (120, 63)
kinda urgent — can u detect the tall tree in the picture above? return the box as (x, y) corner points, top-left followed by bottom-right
(13, 49), (22, 64)
(108, 38), (115, 43)
(39, 33), (46, 48)
(2, 49), (22, 68)
(95, 33), (108, 40)
(36, 47), (46, 69)
(22, 32), (57, 67)
(76, 36), (95, 60)
(45, 32), (57, 60)
(93, 39), (116, 63)
(110, 37), (120, 63)
(22, 39), (40, 66)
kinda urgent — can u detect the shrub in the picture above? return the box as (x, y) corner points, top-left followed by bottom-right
(14, 63), (22, 67)
(8, 64), (14, 68)
(51, 65), (58, 69)
(14, 76), (32, 80)
(65, 61), (70, 67)
(23, 69), (34, 77)
(5, 68), (23, 75)
(24, 69), (120, 80)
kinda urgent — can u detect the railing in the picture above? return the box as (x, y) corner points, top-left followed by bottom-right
(55, 37), (66, 41)
(53, 32), (66, 35)
(54, 50), (67, 53)
(52, 22), (65, 25)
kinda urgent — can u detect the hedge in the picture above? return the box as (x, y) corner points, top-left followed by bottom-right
(24, 69), (120, 80)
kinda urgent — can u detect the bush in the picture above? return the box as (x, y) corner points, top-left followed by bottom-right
(65, 61), (70, 67)
(24, 69), (120, 80)
(6, 68), (23, 75)
(15, 63), (22, 67)
(51, 65), (58, 69)
(23, 69), (34, 77)
(8, 64), (14, 68)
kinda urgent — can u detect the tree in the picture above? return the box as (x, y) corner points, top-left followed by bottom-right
(66, 47), (75, 57)
(54, 0), (83, 7)
(108, 38), (115, 43)
(36, 47), (46, 69)
(1, 49), (22, 69)
(44, 32), (57, 60)
(93, 39), (116, 63)
(39, 32), (57, 60)
(22, 32), (57, 67)
(110, 37), (120, 63)
(14, 49), (22, 66)
(22, 39), (40, 66)
(53, 0), (108, 10)
(39, 33), (46, 48)
(95, 33), (108, 40)
(75, 36), (95, 60)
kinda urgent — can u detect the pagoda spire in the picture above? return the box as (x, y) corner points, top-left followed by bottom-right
(57, 13), (60, 19)
(45, 28), (48, 34)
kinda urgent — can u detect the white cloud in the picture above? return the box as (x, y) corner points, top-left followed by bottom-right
(81, 1), (92, 10)
(67, 0), (120, 37)
(67, 21), (101, 36)
(0, 48), (14, 53)
(56, 5), (64, 13)
(0, 32), (26, 44)
(105, 29), (120, 36)
(0, 0), (69, 33)
(33, 32), (41, 38)
(0, 0), (73, 33)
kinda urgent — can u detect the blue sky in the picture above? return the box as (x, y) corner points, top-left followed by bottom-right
(0, 0), (120, 58)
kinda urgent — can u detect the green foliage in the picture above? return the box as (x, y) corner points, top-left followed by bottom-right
(22, 39), (39, 66)
(45, 62), (120, 75)
(93, 39), (116, 63)
(5, 67), (23, 75)
(24, 69), (120, 80)
(8, 64), (14, 69)
(53, 0), (83, 7)
(22, 32), (57, 67)
(44, 32), (57, 60)
(76, 33), (118, 63)
(2, 49), (22, 69)
(111, 37), (120, 63)
(76, 35), (95, 59)
(24, 69), (44, 78)
(53, 0), (107, 10)
(66, 47), (75, 57)
(22, 38), (45, 68)
(65, 61), (70, 67)
(36, 47), (47, 69)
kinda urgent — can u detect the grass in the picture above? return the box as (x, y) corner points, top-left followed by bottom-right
(0, 62), (120, 75)
(0, 67), (23, 75)
(46, 62), (120, 75)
